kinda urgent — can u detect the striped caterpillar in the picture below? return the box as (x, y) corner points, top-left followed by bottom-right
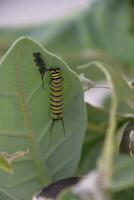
(33, 52), (65, 135)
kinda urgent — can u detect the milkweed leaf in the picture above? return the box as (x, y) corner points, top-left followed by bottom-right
(0, 37), (86, 200)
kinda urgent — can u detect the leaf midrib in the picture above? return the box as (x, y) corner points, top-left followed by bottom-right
(0, 187), (19, 200)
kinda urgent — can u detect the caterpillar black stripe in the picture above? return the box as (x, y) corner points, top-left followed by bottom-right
(33, 52), (65, 135)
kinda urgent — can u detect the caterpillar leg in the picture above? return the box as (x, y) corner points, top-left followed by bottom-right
(61, 118), (65, 136)
(50, 119), (65, 137)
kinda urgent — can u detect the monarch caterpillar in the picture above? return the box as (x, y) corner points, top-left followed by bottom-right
(33, 52), (65, 135)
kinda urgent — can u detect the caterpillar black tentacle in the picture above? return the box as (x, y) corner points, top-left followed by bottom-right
(50, 118), (65, 137)
(33, 52), (65, 136)
(33, 52), (48, 89)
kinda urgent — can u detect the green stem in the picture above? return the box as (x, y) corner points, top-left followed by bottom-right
(78, 61), (118, 184)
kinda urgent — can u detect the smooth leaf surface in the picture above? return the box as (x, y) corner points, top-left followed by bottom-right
(0, 37), (86, 200)
(112, 155), (134, 191)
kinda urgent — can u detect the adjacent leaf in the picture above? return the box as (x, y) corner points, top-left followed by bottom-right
(0, 37), (86, 200)
(77, 104), (108, 174)
(112, 155), (134, 191)
(77, 103), (128, 175)
(113, 187), (134, 200)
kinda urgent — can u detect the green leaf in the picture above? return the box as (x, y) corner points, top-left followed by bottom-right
(113, 187), (134, 200)
(77, 103), (129, 175)
(77, 104), (109, 174)
(112, 155), (134, 191)
(0, 37), (86, 200)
